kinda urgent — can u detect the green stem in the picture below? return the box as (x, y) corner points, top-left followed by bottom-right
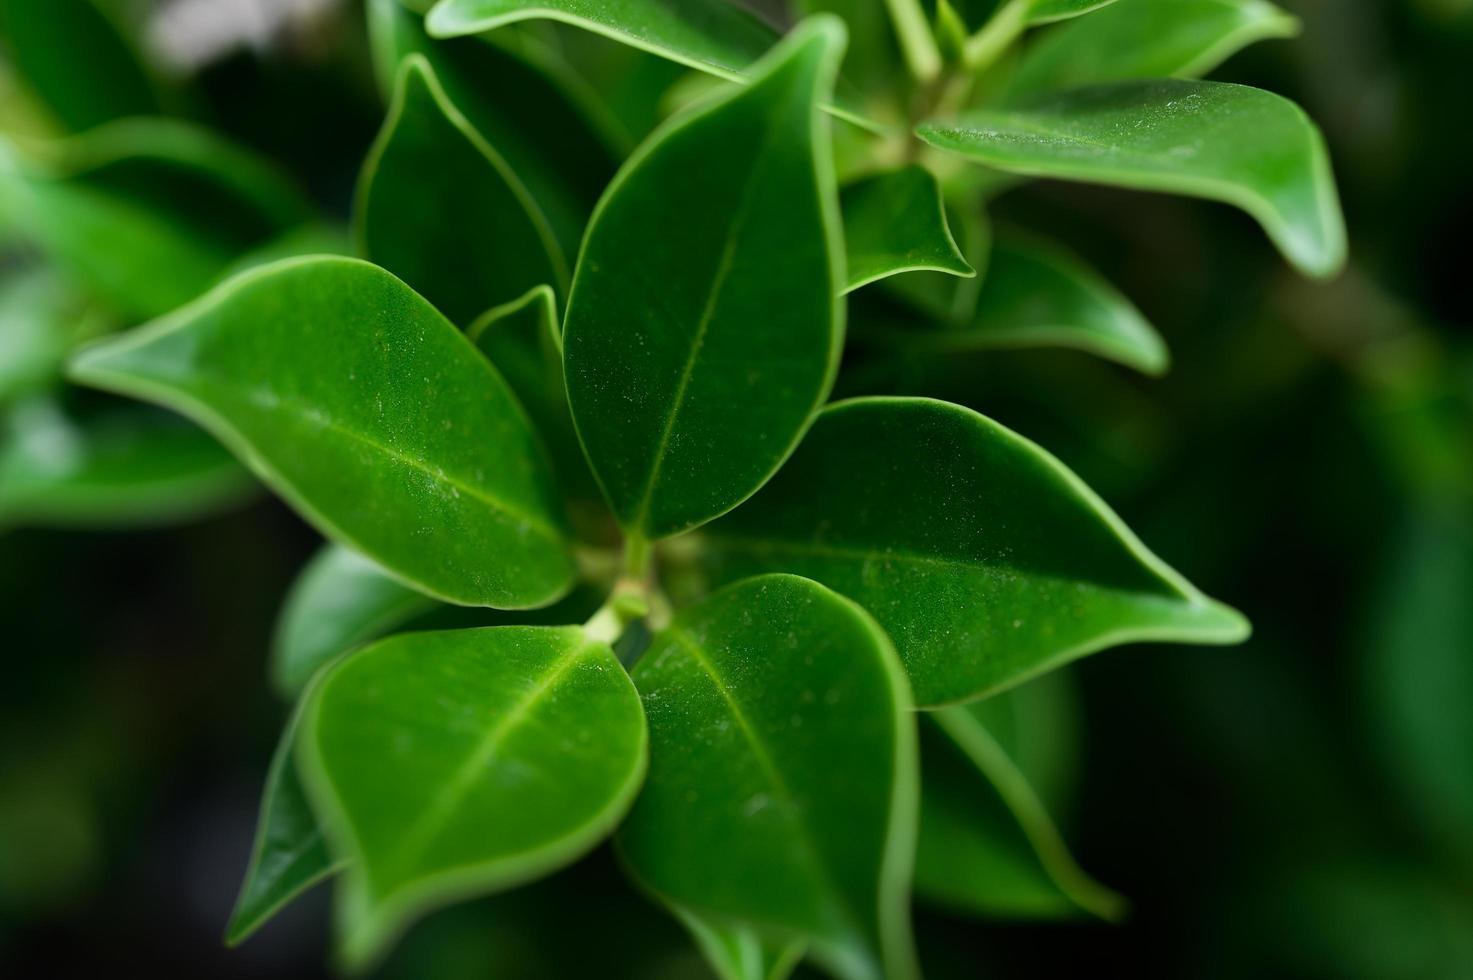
(963, 0), (1031, 74)
(885, 0), (943, 84)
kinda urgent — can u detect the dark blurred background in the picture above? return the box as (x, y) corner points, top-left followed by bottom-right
(2, 0), (1471, 977)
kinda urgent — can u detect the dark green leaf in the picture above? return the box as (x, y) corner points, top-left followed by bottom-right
(564, 19), (846, 541)
(700, 397), (1248, 705)
(0, 398), (251, 529)
(67, 256), (574, 608)
(618, 574), (919, 980)
(841, 166), (974, 293)
(226, 687), (342, 946)
(356, 56), (565, 325)
(917, 80), (1346, 278)
(367, 0), (617, 259)
(0, 119), (311, 318)
(0, 0), (159, 131)
(271, 545), (437, 700)
(298, 626), (647, 970)
(1009, 0), (1300, 97)
(916, 679), (1122, 920)
(876, 239), (1167, 374)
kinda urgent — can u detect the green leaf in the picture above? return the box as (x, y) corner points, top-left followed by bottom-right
(425, 0), (779, 83)
(564, 18), (846, 541)
(271, 545), (437, 699)
(700, 397), (1248, 706)
(226, 686), (342, 946)
(468, 285), (600, 507)
(0, 398), (251, 529)
(366, 0), (617, 260)
(356, 56), (566, 326)
(67, 256), (574, 608)
(1028, 0), (1119, 24)
(0, 0), (159, 132)
(618, 574), (919, 980)
(675, 908), (806, 980)
(297, 625), (647, 970)
(1009, 0), (1300, 97)
(876, 238), (1168, 374)
(916, 684), (1123, 920)
(916, 79), (1346, 279)
(840, 166), (974, 293)
(0, 119), (310, 319)
(0, 267), (99, 403)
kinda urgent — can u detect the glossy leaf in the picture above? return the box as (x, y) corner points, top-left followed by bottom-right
(0, 398), (251, 529)
(701, 398), (1248, 705)
(0, 0), (159, 131)
(0, 119), (310, 318)
(881, 239), (1167, 374)
(367, 0), (617, 259)
(356, 56), (565, 325)
(618, 574), (918, 980)
(226, 688), (342, 945)
(564, 19), (846, 541)
(425, 0), (778, 83)
(271, 544), (437, 699)
(1010, 0), (1300, 97)
(841, 166), (974, 293)
(1028, 0), (1119, 23)
(298, 626), (647, 970)
(468, 285), (599, 506)
(917, 80), (1345, 279)
(67, 256), (574, 608)
(916, 681), (1122, 920)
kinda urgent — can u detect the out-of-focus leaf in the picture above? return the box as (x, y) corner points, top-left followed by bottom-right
(1028, 0), (1120, 23)
(675, 909), (806, 980)
(356, 57), (565, 324)
(0, 267), (101, 403)
(68, 257), (574, 608)
(841, 166), (974, 293)
(701, 397), (1247, 705)
(917, 80), (1347, 278)
(1009, 0), (1300, 97)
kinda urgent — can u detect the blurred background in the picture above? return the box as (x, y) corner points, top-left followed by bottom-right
(2, 0), (1471, 977)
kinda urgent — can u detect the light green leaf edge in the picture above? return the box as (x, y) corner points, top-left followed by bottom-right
(929, 706), (1124, 920)
(423, 2), (891, 134)
(916, 81), (1347, 280)
(296, 626), (650, 972)
(1029, 0), (1121, 25)
(675, 908), (807, 980)
(354, 53), (569, 296)
(841, 166), (975, 294)
(65, 254), (573, 609)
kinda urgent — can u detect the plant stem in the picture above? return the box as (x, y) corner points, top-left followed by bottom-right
(885, 0), (943, 84)
(963, 0), (1031, 74)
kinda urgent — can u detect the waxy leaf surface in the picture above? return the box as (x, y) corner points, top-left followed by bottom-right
(299, 626), (647, 969)
(68, 257), (574, 608)
(226, 690), (341, 945)
(618, 574), (918, 980)
(917, 681), (1121, 920)
(701, 398), (1248, 705)
(564, 19), (845, 540)
(1009, 0), (1299, 96)
(1028, 0), (1119, 23)
(917, 79), (1346, 278)
(357, 57), (565, 325)
(840, 166), (973, 293)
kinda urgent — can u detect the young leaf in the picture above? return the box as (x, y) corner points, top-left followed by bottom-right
(226, 686), (342, 946)
(916, 80), (1346, 279)
(841, 166), (974, 293)
(356, 56), (566, 325)
(0, 0), (159, 132)
(271, 545), (438, 699)
(1009, 0), (1300, 97)
(700, 397), (1248, 706)
(563, 18), (846, 541)
(366, 0), (617, 260)
(297, 626), (647, 970)
(424, 0), (778, 83)
(916, 692), (1123, 920)
(0, 398), (251, 529)
(67, 256), (575, 608)
(0, 119), (310, 319)
(675, 909), (806, 980)
(618, 574), (919, 980)
(468, 285), (599, 505)
(876, 239), (1168, 374)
